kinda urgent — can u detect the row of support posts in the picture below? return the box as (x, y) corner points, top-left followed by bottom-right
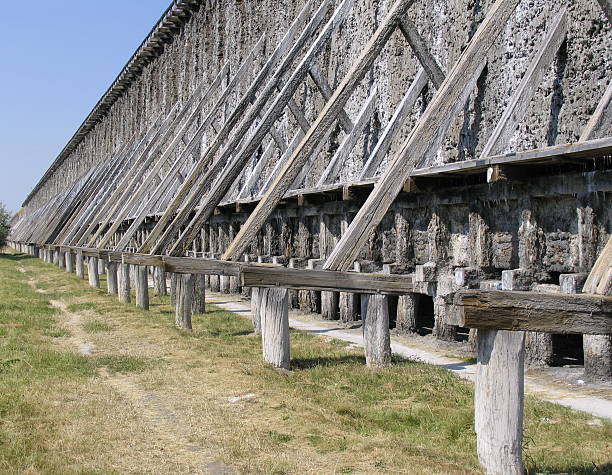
(26, 243), (533, 474)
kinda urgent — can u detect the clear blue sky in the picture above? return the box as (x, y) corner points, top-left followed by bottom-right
(0, 0), (172, 213)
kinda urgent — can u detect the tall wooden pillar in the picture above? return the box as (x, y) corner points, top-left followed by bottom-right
(154, 266), (167, 296)
(192, 274), (206, 314)
(65, 252), (74, 273)
(119, 263), (131, 303)
(88, 257), (100, 288)
(76, 251), (84, 279)
(107, 262), (119, 295)
(260, 287), (290, 369)
(135, 265), (149, 310)
(175, 273), (194, 330)
(362, 293), (391, 367)
(475, 329), (525, 475)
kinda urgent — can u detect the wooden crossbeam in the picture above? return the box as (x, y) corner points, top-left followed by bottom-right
(397, 18), (445, 89)
(448, 290), (612, 335)
(151, 0), (352, 256)
(323, 0), (521, 271)
(317, 87), (378, 186)
(241, 265), (413, 294)
(222, 0), (417, 262)
(479, 8), (568, 158)
(137, 0), (322, 254)
(579, 80), (612, 142)
(96, 57), (235, 249)
(359, 68), (428, 179)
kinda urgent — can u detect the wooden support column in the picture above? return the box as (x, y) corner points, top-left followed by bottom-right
(260, 287), (290, 369)
(251, 287), (263, 336)
(107, 262), (118, 295)
(288, 258), (305, 308)
(475, 329), (525, 475)
(362, 293), (392, 367)
(154, 266), (167, 296)
(302, 259), (323, 313)
(242, 254), (255, 298)
(135, 265), (149, 310)
(384, 264), (418, 334)
(88, 257), (100, 288)
(65, 252), (74, 273)
(58, 251), (65, 269)
(119, 263), (131, 304)
(209, 252), (221, 292)
(76, 251), (84, 279)
(192, 274), (206, 314)
(175, 274), (194, 331)
(170, 272), (178, 306)
(97, 258), (106, 275)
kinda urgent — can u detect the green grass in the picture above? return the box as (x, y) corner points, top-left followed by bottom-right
(0, 251), (610, 474)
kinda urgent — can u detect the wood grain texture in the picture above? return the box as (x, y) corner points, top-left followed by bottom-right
(119, 263), (131, 304)
(583, 236), (612, 294)
(107, 262), (119, 295)
(241, 265), (413, 294)
(166, 0), (349, 256)
(260, 287), (290, 369)
(223, 0), (415, 262)
(359, 68), (428, 179)
(87, 257), (100, 289)
(475, 329), (525, 475)
(135, 265), (150, 310)
(362, 294), (392, 367)
(324, 0), (520, 271)
(398, 18), (445, 88)
(139, 0), (319, 254)
(448, 290), (612, 334)
(175, 273), (194, 330)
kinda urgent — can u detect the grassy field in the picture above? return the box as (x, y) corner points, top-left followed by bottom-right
(0, 250), (610, 474)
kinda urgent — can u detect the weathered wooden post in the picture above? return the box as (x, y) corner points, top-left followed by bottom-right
(250, 287), (263, 335)
(475, 329), (525, 475)
(287, 258), (305, 308)
(135, 265), (149, 310)
(88, 257), (100, 288)
(119, 263), (131, 303)
(154, 266), (167, 296)
(192, 274), (206, 314)
(242, 254), (255, 298)
(58, 251), (65, 269)
(53, 249), (59, 266)
(65, 252), (74, 273)
(107, 261), (118, 295)
(384, 264), (418, 334)
(362, 293), (392, 367)
(170, 272), (178, 306)
(176, 273), (194, 330)
(75, 250), (84, 279)
(97, 258), (106, 275)
(260, 287), (290, 369)
(209, 253), (221, 292)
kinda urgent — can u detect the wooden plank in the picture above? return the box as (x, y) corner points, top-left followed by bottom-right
(121, 253), (164, 267)
(398, 18), (444, 88)
(317, 87), (378, 186)
(579, 80), (612, 142)
(479, 9), (567, 158)
(323, 0), (526, 271)
(447, 290), (612, 334)
(237, 139), (277, 199)
(222, 0), (416, 262)
(359, 68), (428, 179)
(157, 0), (351, 256)
(241, 266), (413, 294)
(138, 0), (322, 254)
(308, 64), (353, 132)
(410, 137), (612, 178)
(583, 236), (612, 294)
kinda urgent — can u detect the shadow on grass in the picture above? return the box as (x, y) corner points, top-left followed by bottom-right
(291, 354), (367, 370)
(0, 252), (32, 261)
(527, 462), (611, 475)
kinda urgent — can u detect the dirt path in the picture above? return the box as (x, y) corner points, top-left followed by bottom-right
(27, 269), (235, 474)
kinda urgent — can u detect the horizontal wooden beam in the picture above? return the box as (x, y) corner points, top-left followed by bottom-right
(447, 290), (612, 334)
(241, 266), (413, 294)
